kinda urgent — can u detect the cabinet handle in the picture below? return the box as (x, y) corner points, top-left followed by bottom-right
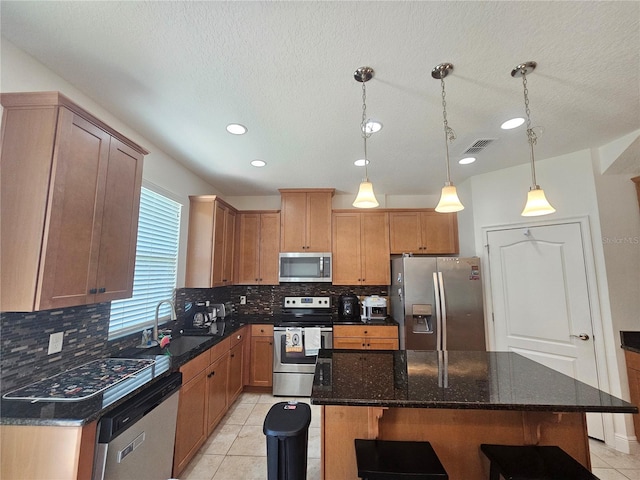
(364, 330), (368, 334)
(269, 342), (273, 346)
(237, 335), (242, 340)
(98, 287), (106, 293)
(362, 343), (365, 347)
(231, 354), (235, 358)
(208, 371), (215, 378)
(89, 288), (97, 294)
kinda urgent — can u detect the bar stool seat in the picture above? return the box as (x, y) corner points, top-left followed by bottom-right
(480, 444), (599, 480)
(354, 439), (448, 479)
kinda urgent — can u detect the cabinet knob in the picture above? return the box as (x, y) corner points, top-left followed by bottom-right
(231, 353), (235, 358)
(237, 335), (242, 340)
(208, 371), (215, 378)
(98, 287), (106, 293)
(269, 342), (272, 346)
(364, 330), (368, 334)
(89, 288), (97, 294)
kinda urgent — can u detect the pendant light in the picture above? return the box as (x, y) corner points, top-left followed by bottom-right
(512, 61), (556, 216)
(352, 66), (379, 208)
(432, 63), (464, 213)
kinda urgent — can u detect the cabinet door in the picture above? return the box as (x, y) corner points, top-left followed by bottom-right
(360, 212), (390, 285)
(250, 335), (274, 386)
(421, 212), (458, 254)
(280, 192), (307, 252)
(389, 211), (422, 254)
(258, 212), (281, 284)
(185, 198), (215, 288)
(227, 341), (244, 404)
(206, 352), (229, 434)
(38, 108), (111, 310)
(95, 138), (144, 302)
(306, 191), (332, 252)
(222, 208), (236, 285)
(366, 338), (399, 350)
(333, 337), (367, 350)
(332, 212), (362, 285)
(173, 370), (208, 476)
(212, 202), (227, 286)
(235, 213), (260, 284)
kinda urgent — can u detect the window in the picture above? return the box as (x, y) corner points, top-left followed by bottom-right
(109, 186), (182, 339)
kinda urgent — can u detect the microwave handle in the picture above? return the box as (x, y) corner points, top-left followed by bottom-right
(319, 256), (324, 276)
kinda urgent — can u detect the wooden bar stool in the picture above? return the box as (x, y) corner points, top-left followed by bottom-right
(354, 439), (448, 479)
(480, 444), (600, 480)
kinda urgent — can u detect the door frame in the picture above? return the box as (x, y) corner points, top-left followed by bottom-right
(482, 215), (616, 445)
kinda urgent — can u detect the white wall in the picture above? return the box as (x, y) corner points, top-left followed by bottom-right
(1, 39), (220, 286)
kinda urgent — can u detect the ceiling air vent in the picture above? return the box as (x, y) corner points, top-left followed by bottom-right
(462, 138), (496, 155)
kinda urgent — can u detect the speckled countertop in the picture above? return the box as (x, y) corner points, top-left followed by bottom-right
(311, 349), (638, 413)
(0, 318), (251, 426)
(621, 331), (640, 354)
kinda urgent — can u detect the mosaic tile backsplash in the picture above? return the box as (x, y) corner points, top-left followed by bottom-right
(0, 284), (386, 393)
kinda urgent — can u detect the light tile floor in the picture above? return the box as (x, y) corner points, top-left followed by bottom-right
(180, 393), (640, 480)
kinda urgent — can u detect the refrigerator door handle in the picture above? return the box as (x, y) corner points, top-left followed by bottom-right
(438, 272), (447, 351)
(433, 272), (442, 351)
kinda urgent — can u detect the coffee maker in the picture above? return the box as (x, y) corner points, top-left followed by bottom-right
(338, 294), (360, 320)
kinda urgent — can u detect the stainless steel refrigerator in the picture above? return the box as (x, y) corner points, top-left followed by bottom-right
(390, 255), (486, 351)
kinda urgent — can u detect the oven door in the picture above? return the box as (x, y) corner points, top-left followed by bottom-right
(273, 327), (333, 374)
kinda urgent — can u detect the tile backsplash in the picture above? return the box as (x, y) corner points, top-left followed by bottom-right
(0, 283), (387, 393)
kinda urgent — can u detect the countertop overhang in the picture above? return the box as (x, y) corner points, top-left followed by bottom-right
(311, 349), (638, 414)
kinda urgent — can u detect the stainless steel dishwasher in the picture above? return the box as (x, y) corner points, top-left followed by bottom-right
(93, 372), (182, 480)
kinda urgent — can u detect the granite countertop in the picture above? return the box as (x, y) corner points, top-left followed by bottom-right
(332, 316), (398, 326)
(621, 331), (640, 354)
(311, 349), (638, 414)
(0, 319), (249, 426)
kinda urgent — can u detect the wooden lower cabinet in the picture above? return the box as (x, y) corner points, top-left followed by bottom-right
(228, 339), (244, 405)
(206, 350), (229, 435)
(624, 350), (640, 438)
(333, 325), (399, 350)
(0, 421), (97, 480)
(249, 324), (274, 387)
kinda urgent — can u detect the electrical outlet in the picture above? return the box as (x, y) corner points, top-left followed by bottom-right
(240, 296), (247, 305)
(48, 332), (64, 355)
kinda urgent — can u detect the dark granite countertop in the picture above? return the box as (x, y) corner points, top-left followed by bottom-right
(621, 331), (640, 354)
(311, 349), (638, 414)
(332, 316), (398, 326)
(0, 319), (249, 426)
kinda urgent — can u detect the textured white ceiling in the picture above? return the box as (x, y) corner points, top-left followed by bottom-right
(2, 1), (639, 197)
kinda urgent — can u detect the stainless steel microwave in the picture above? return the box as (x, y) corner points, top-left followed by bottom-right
(278, 253), (332, 282)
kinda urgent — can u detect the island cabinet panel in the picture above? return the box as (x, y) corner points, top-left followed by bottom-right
(321, 406), (590, 480)
(279, 188), (334, 252)
(624, 350), (640, 437)
(235, 211), (281, 285)
(333, 325), (399, 350)
(185, 196), (236, 287)
(249, 324), (274, 387)
(332, 211), (390, 286)
(389, 210), (458, 255)
(0, 92), (146, 311)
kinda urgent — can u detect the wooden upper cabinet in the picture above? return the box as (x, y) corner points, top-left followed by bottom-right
(185, 196), (236, 288)
(0, 92), (146, 312)
(332, 211), (390, 285)
(235, 211), (281, 285)
(279, 189), (334, 252)
(389, 210), (458, 255)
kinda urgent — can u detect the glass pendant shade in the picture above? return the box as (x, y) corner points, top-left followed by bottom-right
(353, 180), (379, 208)
(435, 184), (464, 213)
(521, 186), (556, 216)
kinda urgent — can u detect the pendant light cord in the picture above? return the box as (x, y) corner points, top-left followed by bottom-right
(522, 69), (538, 187)
(361, 79), (371, 181)
(440, 73), (456, 184)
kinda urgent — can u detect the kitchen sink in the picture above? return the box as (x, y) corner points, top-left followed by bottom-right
(133, 335), (212, 357)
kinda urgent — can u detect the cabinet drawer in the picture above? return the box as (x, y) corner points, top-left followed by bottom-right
(209, 337), (230, 363)
(230, 326), (247, 347)
(334, 325), (398, 339)
(251, 324), (273, 337)
(180, 350), (210, 384)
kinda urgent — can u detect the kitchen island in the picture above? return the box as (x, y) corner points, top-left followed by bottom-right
(311, 349), (637, 480)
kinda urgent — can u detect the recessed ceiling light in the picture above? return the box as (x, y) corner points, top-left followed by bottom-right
(354, 159), (370, 167)
(501, 118), (525, 130)
(363, 120), (382, 134)
(251, 159), (266, 167)
(459, 157), (476, 165)
(226, 123), (247, 135)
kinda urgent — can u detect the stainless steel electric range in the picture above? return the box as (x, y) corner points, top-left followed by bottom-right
(273, 296), (333, 396)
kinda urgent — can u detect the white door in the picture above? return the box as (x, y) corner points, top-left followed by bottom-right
(486, 222), (604, 439)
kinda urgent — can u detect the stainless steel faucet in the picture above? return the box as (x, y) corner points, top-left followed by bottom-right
(154, 299), (177, 344)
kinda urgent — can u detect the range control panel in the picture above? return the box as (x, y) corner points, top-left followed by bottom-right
(283, 296), (331, 309)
